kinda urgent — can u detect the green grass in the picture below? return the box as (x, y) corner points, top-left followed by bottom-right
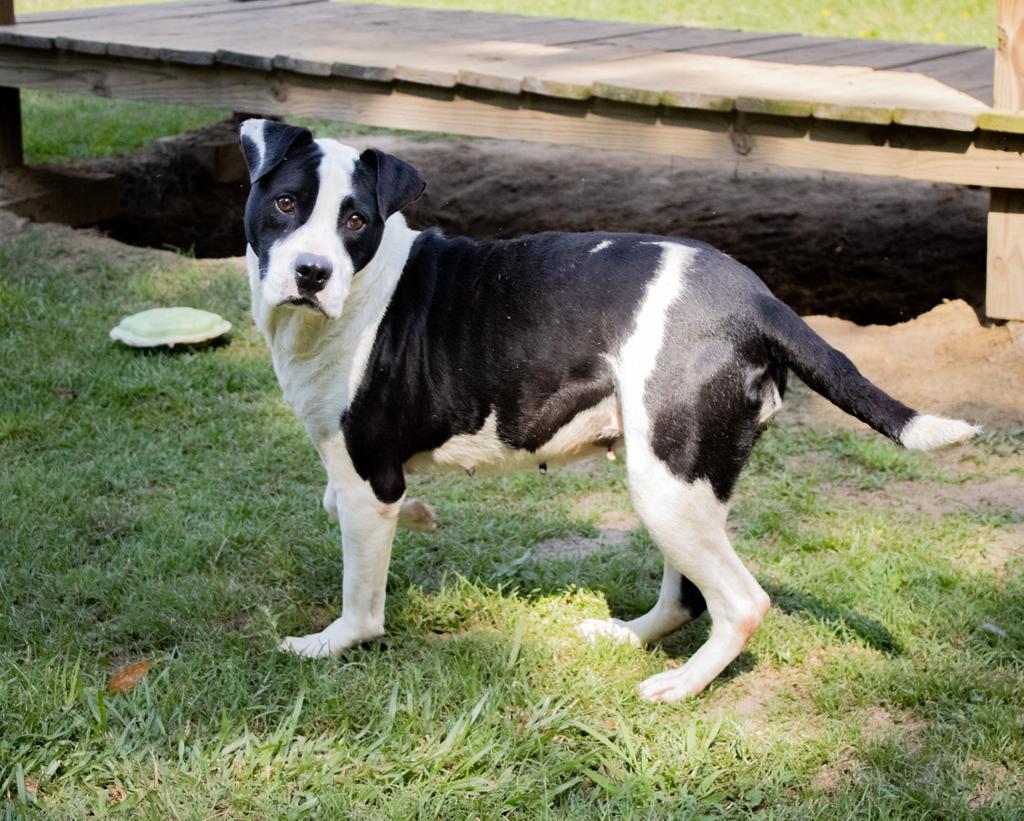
(2, 226), (1022, 817)
(22, 91), (229, 165)
(3, 0), (1021, 815)
(19, 91), (452, 166)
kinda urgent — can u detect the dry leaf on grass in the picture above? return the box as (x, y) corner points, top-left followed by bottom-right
(107, 658), (153, 694)
(52, 387), (76, 401)
(108, 783), (128, 804)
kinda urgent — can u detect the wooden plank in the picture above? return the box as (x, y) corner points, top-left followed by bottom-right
(0, 0), (329, 56)
(988, 188), (1024, 319)
(520, 49), (863, 109)
(456, 18), (650, 47)
(685, 34), (814, 58)
(891, 45), (990, 73)
(770, 40), (977, 69)
(995, 0), (1024, 110)
(964, 81), (994, 105)
(11, 0), (323, 36)
(585, 39), (981, 130)
(3, 47), (1024, 192)
(10, 0), (230, 26)
(511, 44), (669, 100)
(51, 0), (331, 67)
(215, 1), (388, 71)
(0, 30), (51, 49)
(0, 0), (20, 170)
(758, 39), (972, 68)
(18, 0), (326, 23)
(891, 47), (993, 96)
(319, 5), (649, 48)
(384, 10), (655, 47)
(549, 24), (674, 47)
(556, 27), (776, 52)
(988, 0), (1024, 320)
(10, 1), (571, 88)
(978, 108), (1024, 132)
(531, 48), (984, 129)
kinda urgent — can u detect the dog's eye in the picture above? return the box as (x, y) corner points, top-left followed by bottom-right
(346, 213), (366, 231)
(275, 195), (296, 214)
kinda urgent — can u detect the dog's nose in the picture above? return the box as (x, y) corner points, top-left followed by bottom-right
(295, 254), (332, 294)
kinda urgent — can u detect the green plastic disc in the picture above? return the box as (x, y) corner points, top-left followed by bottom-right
(110, 307), (232, 348)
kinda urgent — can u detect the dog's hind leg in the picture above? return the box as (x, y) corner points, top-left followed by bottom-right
(628, 464), (769, 702)
(323, 478), (339, 520)
(598, 240), (770, 700)
(397, 498), (437, 532)
(578, 559), (705, 646)
(621, 348), (773, 701)
(324, 477), (435, 532)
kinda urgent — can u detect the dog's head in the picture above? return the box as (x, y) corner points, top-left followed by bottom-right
(239, 119), (425, 319)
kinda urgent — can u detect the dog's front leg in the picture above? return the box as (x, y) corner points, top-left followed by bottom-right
(281, 448), (400, 658)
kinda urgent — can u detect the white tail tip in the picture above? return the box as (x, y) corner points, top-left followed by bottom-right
(900, 414), (980, 451)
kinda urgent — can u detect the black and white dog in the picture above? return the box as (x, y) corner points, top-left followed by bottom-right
(240, 119), (977, 702)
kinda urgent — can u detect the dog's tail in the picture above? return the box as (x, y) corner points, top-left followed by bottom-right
(757, 295), (979, 450)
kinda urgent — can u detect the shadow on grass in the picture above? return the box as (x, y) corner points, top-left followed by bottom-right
(477, 527), (903, 659)
(124, 336), (234, 356)
(762, 581), (903, 656)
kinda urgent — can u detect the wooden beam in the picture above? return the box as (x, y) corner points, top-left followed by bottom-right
(988, 0), (1024, 320)
(0, 0), (22, 169)
(3, 48), (1024, 192)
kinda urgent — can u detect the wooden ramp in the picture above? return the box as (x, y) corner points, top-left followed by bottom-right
(0, 0), (1023, 318)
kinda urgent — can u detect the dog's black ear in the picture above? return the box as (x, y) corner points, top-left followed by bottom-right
(359, 148), (426, 219)
(239, 119), (313, 184)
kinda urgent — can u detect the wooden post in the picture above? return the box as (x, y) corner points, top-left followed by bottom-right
(0, 0), (22, 169)
(988, 0), (1024, 319)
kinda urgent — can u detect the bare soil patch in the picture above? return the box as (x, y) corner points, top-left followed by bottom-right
(533, 533), (611, 561)
(533, 490), (642, 558)
(573, 487), (634, 532)
(811, 706), (928, 796)
(969, 760), (1014, 809)
(955, 524), (1024, 576)
(845, 475), (1024, 518)
(858, 705), (928, 752)
(706, 663), (819, 741)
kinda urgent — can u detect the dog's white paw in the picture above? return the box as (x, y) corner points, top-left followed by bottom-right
(636, 667), (703, 703)
(576, 618), (642, 648)
(398, 498), (437, 532)
(278, 632), (339, 658)
(278, 618), (383, 658)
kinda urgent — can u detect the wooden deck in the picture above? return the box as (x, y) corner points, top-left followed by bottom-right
(0, 0), (1009, 130)
(0, 0), (1023, 318)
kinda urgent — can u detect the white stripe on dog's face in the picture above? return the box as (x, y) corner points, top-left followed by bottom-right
(243, 124), (425, 323)
(261, 141), (361, 319)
